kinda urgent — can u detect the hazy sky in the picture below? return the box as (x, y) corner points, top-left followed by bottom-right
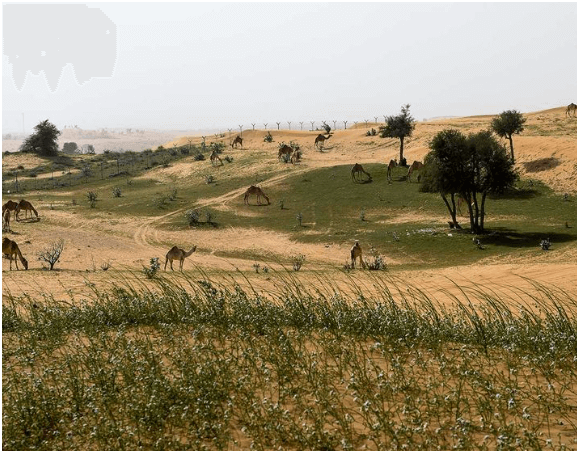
(2, 2), (577, 133)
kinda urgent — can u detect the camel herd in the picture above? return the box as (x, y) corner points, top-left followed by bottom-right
(2, 128), (427, 273)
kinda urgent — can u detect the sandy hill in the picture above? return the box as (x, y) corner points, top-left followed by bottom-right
(165, 106), (577, 194)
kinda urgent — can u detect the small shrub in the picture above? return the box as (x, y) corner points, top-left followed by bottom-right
(101, 260), (112, 271)
(252, 263), (260, 273)
(366, 128), (377, 136)
(185, 209), (200, 225)
(86, 191), (98, 208)
(112, 187), (122, 198)
(142, 257), (160, 279)
(224, 156), (233, 163)
(291, 254), (306, 271)
(367, 246), (386, 271)
(296, 212), (303, 226)
(169, 188), (178, 201)
(194, 153), (205, 161)
(279, 199), (285, 210)
(262, 265), (269, 273)
(205, 175), (214, 184)
(263, 131), (273, 142)
(360, 209), (366, 221)
(154, 196), (167, 209)
(205, 210), (215, 224)
(540, 238), (551, 250)
(81, 164), (92, 177)
(71, 199), (77, 206)
(38, 239), (65, 270)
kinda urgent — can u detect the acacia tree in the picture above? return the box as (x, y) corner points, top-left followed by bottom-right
(421, 129), (517, 233)
(490, 110), (526, 162)
(20, 119), (61, 156)
(379, 104), (415, 163)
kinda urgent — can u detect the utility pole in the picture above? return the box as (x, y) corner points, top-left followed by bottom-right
(333, 120), (337, 130)
(343, 120), (348, 130)
(239, 125), (243, 136)
(287, 121), (291, 130)
(276, 122), (281, 130)
(251, 123), (256, 130)
(263, 123), (268, 129)
(310, 121), (315, 131)
(299, 121), (304, 130)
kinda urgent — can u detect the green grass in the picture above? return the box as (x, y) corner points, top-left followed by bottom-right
(3, 273), (576, 450)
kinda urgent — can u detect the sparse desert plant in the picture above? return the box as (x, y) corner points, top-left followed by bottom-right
(37, 239), (65, 270)
(205, 175), (214, 184)
(360, 209), (366, 221)
(263, 131), (273, 142)
(224, 155), (233, 163)
(252, 263), (260, 273)
(81, 164), (92, 177)
(296, 212), (303, 226)
(154, 196), (167, 209)
(185, 209), (200, 226)
(366, 246), (386, 270)
(540, 238), (552, 250)
(205, 210), (215, 224)
(366, 128), (377, 136)
(142, 257), (160, 279)
(86, 191), (98, 208)
(100, 259), (112, 271)
(71, 199), (77, 206)
(262, 265), (269, 273)
(291, 254), (306, 271)
(194, 153), (205, 161)
(278, 199), (284, 210)
(112, 187), (122, 198)
(169, 188), (178, 201)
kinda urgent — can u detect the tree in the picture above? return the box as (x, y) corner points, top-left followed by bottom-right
(379, 104), (415, 163)
(490, 110), (526, 162)
(19, 119), (61, 156)
(62, 142), (78, 154)
(421, 129), (517, 233)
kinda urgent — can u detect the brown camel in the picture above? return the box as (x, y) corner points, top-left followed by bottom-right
(244, 185), (270, 205)
(2, 209), (11, 232)
(290, 149), (301, 164)
(350, 240), (366, 269)
(16, 199), (39, 221)
(407, 160), (424, 182)
(164, 245), (197, 271)
(387, 159), (398, 182)
(2, 237), (28, 270)
(278, 144), (294, 161)
(351, 163), (372, 182)
(210, 150), (223, 166)
(566, 103), (577, 117)
(2, 200), (18, 221)
(231, 135), (243, 149)
(314, 133), (331, 150)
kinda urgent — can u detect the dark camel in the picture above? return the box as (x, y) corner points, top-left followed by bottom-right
(351, 163), (372, 182)
(2, 237), (28, 270)
(2, 200), (18, 221)
(407, 160), (424, 182)
(16, 199), (39, 221)
(566, 103), (577, 117)
(231, 135), (243, 149)
(314, 133), (331, 150)
(387, 159), (397, 182)
(244, 185), (270, 205)
(350, 240), (366, 269)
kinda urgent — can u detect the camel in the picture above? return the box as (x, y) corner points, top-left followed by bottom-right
(164, 245), (197, 271)
(210, 150), (223, 166)
(350, 240), (366, 269)
(387, 159), (398, 182)
(566, 103), (577, 117)
(278, 144), (294, 161)
(15, 199), (39, 221)
(231, 135), (243, 149)
(407, 160), (424, 182)
(314, 133), (331, 150)
(2, 209), (11, 232)
(351, 163), (372, 183)
(290, 149), (301, 164)
(2, 200), (18, 221)
(2, 237), (28, 270)
(244, 185), (270, 205)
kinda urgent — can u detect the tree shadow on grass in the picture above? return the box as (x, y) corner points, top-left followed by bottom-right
(481, 227), (576, 248)
(489, 187), (541, 200)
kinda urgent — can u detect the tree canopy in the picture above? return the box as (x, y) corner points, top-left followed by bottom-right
(421, 129), (518, 233)
(379, 104), (415, 164)
(19, 120), (61, 156)
(490, 110), (526, 162)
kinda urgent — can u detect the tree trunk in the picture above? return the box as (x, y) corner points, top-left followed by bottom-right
(480, 192), (487, 232)
(441, 193), (458, 227)
(508, 135), (514, 162)
(399, 137), (405, 162)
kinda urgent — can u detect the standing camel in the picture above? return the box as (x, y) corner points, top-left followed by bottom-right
(164, 245), (197, 271)
(16, 199), (39, 221)
(2, 200), (18, 221)
(278, 144), (294, 161)
(2, 209), (11, 232)
(210, 150), (223, 166)
(351, 163), (372, 183)
(244, 185), (270, 205)
(566, 103), (577, 117)
(2, 237), (28, 270)
(407, 161), (424, 182)
(231, 135), (243, 149)
(350, 240), (366, 269)
(314, 133), (331, 150)
(387, 159), (397, 182)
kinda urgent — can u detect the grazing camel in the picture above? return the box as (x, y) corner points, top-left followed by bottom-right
(231, 135), (243, 149)
(351, 163), (372, 182)
(314, 133), (331, 150)
(350, 240), (366, 269)
(164, 245), (197, 271)
(407, 160), (424, 182)
(244, 185), (270, 205)
(2, 237), (28, 270)
(278, 144), (294, 161)
(2, 200), (18, 221)
(387, 159), (398, 182)
(15, 199), (39, 221)
(210, 150), (223, 166)
(290, 149), (301, 164)
(566, 103), (577, 117)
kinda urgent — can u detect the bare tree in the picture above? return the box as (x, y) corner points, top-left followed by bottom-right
(343, 120), (348, 129)
(374, 117), (378, 123)
(38, 239), (65, 271)
(251, 123), (256, 130)
(364, 119), (369, 127)
(276, 122), (281, 130)
(263, 123), (268, 129)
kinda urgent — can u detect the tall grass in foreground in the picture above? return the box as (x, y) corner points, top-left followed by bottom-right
(3, 272), (576, 450)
